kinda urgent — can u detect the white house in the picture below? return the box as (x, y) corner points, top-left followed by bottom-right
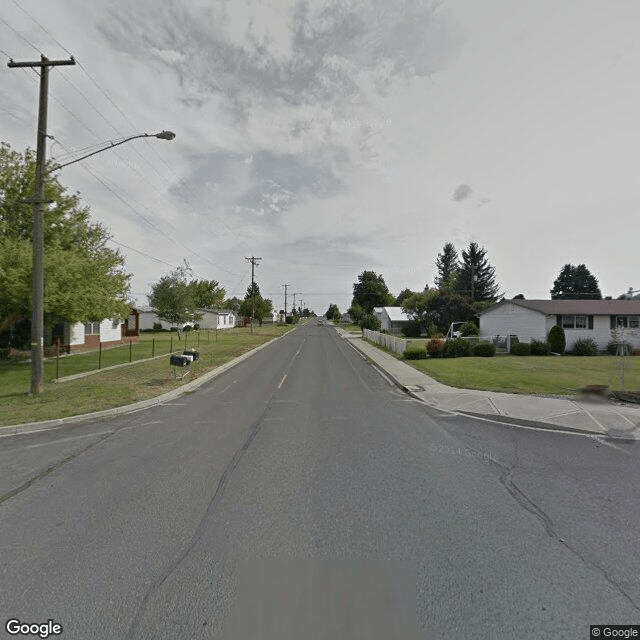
(138, 307), (236, 331)
(46, 309), (140, 354)
(479, 299), (640, 351)
(378, 307), (412, 334)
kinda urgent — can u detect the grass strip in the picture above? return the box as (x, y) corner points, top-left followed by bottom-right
(0, 326), (292, 426)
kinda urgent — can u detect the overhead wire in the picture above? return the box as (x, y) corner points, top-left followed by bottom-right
(3, 5), (259, 256)
(0, 20), (243, 281)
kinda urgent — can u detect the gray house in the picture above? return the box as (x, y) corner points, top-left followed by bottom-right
(479, 299), (640, 351)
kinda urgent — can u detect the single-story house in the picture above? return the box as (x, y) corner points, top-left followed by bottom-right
(378, 307), (412, 334)
(479, 299), (640, 351)
(194, 309), (237, 330)
(137, 307), (237, 331)
(46, 308), (140, 354)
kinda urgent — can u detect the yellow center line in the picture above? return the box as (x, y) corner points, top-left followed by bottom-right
(278, 374), (287, 388)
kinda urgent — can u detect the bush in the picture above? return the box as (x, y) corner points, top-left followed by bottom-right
(573, 338), (598, 356)
(403, 345), (427, 360)
(183, 325), (192, 332)
(606, 340), (632, 355)
(548, 325), (566, 354)
(426, 338), (446, 358)
(359, 313), (381, 332)
(472, 342), (496, 357)
(459, 321), (479, 337)
(530, 339), (550, 355)
(445, 337), (471, 358)
(193, 323), (200, 330)
(153, 322), (163, 331)
(510, 342), (531, 356)
(0, 348), (9, 360)
(401, 320), (422, 337)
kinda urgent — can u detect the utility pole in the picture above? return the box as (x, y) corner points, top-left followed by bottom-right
(470, 264), (475, 302)
(8, 55), (75, 394)
(245, 256), (262, 332)
(281, 284), (289, 318)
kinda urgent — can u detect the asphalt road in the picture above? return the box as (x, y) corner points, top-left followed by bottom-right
(1, 322), (639, 639)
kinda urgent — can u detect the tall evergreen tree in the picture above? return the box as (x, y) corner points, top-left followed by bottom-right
(434, 242), (459, 292)
(550, 264), (602, 299)
(456, 242), (500, 302)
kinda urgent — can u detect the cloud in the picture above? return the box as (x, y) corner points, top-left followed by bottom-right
(452, 183), (473, 201)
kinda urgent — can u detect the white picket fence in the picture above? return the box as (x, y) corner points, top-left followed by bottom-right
(363, 329), (407, 354)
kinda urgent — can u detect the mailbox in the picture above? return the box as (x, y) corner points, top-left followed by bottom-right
(183, 350), (199, 361)
(170, 354), (191, 367)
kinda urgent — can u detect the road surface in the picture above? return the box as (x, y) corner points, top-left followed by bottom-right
(1, 322), (639, 639)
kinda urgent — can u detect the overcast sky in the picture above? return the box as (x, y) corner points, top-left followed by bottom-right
(2, 0), (638, 315)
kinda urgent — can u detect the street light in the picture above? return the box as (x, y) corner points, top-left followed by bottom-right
(29, 130), (176, 394)
(48, 131), (176, 173)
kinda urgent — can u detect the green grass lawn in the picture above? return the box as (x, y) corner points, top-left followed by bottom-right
(406, 354), (640, 395)
(0, 325), (293, 426)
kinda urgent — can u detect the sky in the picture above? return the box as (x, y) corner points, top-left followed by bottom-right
(2, 0), (639, 316)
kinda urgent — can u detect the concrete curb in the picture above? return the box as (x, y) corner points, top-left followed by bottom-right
(0, 330), (293, 438)
(341, 329), (640, 442)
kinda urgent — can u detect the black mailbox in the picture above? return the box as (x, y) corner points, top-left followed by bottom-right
(183, 350), (199, 361)
(170, 354), (191, 367)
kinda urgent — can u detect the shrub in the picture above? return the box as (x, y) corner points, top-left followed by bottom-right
(459, 321), (479, 337)
(153, 322), (163, 331)
(359, 313), (381, 332)
(606, 340), (632, 355)
(401, 320), (422, 337)
(472, 342), (496, 357)
(193, 323), (200, 330)
(547, 325), (566, 354)
(445, 337), (471, 358)
(0, 348), (9, 360)
(183, 325), (192, 332)
(530, 339), (550, 355)
(427, 338), (446, 358)
(510, 342), (531, 356)
(573, 338), (598, 356)
(403, 345), (427, 360)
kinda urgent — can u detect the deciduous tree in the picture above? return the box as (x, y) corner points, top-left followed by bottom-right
(0, 143), (131, 340)
(148, 264), (202, 337)
(352, 271), (393, 314)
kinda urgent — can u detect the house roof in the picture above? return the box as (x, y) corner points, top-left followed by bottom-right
(383, 306), (412, 322)
(481, 299), (640, 316)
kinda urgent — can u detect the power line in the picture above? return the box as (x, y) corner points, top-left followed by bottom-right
(0, 15), (41, 54)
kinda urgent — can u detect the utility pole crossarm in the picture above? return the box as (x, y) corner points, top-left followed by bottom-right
(8, 57), (75, 68)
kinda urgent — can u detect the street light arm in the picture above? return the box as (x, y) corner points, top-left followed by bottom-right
(47, 131), (175, 173)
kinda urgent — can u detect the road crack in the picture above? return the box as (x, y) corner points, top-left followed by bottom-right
(125, 395), (276, 639)
(495, 438), (640, 613)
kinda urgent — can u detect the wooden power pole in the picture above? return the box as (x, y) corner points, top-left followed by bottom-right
(8, 54), (75, 394)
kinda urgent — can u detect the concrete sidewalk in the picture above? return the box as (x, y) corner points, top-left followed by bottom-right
(338, 328), (640, 441)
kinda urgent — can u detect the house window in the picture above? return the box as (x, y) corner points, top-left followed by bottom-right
(559, 315), (592, 329)
(615, 315), (640, 328)
(84, 322), (100, 336)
